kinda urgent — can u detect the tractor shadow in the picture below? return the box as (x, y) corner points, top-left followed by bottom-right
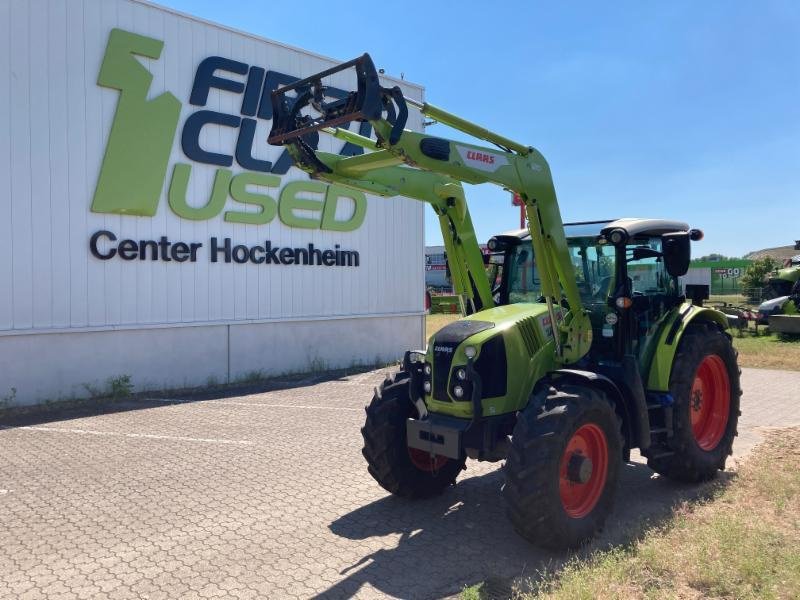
(317, 459), (733, 600)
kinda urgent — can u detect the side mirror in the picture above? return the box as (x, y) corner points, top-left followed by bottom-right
(662, 232), (691, 277)
(629, 247), (662, 262)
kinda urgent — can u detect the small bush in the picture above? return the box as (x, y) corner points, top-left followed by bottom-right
(107, 374), (134, 399)
(239, 370), (265, 383)
(741, 257), (778, 300)
(0, 387), (17, 409)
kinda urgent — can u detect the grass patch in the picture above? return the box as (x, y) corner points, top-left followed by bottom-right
(426, 313), (461, 340)
(732, 334), (800, 371)
(462, 428), (800, 600)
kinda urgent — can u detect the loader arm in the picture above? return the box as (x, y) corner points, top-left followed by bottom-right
(288, 129), (493, 313)
(268, 53), (592, 364)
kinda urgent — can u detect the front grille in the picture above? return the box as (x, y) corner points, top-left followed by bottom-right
(473, 335), (507, 398)
(517, 316), (540, 355)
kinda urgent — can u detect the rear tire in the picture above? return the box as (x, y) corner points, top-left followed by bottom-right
(361, 373), (465, 498)
(647, 321), (741, 482)
(503, 384), (623, 549)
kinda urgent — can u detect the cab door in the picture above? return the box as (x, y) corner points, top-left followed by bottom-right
(624, 237), (678, 363)
(567, 241), (617, 359)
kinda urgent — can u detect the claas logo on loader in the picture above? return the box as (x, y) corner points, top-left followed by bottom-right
(455, 144), (508, 173)
(91, 29), (367, 232)
(466, 150), (495, 164)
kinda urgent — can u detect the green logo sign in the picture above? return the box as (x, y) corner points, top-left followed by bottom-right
(92, 29), (180, 217)
(92, 29), (366, 232)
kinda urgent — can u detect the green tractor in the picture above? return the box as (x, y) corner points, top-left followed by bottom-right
(757, 252), (800, 335)
(762, 272), (800, 336)
(765, 255), (800, 299)
(268, 54), (741, 549)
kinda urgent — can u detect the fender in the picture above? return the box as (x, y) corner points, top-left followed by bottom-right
(550, 368), (648, 453)
(646, 302), (729, 392)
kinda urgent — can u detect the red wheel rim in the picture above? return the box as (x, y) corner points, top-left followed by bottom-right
(408, 448), (448, 472)
(690, 355), (731, 450)
(559, 423), (608, 518)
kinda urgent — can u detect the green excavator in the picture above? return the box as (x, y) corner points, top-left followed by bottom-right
(268, 54), (741, 549)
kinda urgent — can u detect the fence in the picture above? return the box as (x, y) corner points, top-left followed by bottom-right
(710, 288), (770, 307)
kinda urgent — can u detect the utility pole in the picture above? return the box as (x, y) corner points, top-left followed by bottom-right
(512, 193), (526, 229)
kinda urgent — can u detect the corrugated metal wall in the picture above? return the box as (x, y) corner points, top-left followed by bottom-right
(0, 0), (424, 333)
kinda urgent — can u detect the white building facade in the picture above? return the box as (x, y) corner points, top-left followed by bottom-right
(0, 0), (425, 405)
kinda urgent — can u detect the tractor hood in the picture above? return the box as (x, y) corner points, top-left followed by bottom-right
(427, 303), (558, 361)
(431, 319), (496, 350)
(775, 266), (800, 283)
(424, 303), (559, 418)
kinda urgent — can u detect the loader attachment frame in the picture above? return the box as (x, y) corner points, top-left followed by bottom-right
(268, 53), (408, 146)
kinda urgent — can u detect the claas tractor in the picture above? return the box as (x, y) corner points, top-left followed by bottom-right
(268, 54), (741, 549)
(757, 253), (800, 334)
(761, 276), (800, 336)
(765, 255), (800, 299)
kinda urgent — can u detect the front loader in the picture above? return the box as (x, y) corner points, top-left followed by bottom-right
(268, 54), (741, 549)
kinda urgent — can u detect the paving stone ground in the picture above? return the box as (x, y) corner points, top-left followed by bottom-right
(1, 367), (798, 599)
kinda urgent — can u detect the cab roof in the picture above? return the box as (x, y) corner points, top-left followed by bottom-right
(500, 218), (691, 242)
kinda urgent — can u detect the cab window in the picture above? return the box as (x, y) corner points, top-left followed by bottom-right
(507, 245), (541, 303)
(568, 240), (615, 304)
(626, 237), (671, 295)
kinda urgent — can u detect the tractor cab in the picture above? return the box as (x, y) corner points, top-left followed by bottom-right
(489, 219), (701, 367)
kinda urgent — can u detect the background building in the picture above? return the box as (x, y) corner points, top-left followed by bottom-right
(424, 246), (448, 289)
(0, 0), (425, 406)
(681, 259), (753, 295)
(425, 244), (489, 291)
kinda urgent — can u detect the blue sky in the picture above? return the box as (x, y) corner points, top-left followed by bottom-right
(160, 0), (799, 257)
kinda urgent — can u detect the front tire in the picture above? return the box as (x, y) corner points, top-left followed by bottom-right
(361, 373), (465, 499)
(647, 321), (741, 482)
(503, 384), (623, 549)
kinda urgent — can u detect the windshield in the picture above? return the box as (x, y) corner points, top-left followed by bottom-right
(506, 237), (615, 305)
(504, 234), (678, 306)
(507, 245), (540, 303)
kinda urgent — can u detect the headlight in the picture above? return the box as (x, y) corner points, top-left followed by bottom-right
(424, 363), (432, 375)
(453, 385), (464, 398)
(464, 346), (477, 359)
(456, 368), (467, 380)
(423, 381), (431, 393)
